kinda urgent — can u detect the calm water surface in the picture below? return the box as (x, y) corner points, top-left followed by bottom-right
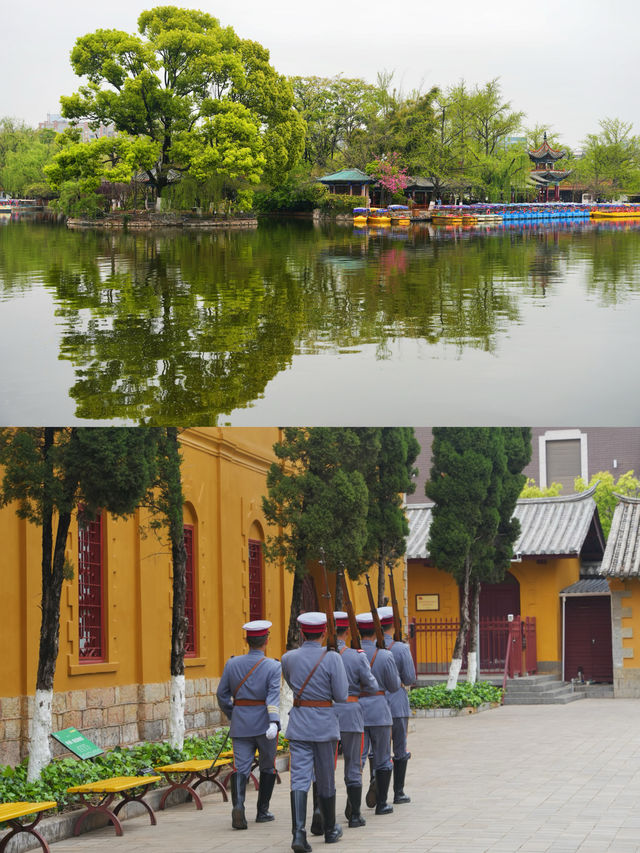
(1, 214), (640, 425)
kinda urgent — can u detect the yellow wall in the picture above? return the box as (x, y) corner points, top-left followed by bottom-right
(0, 427), (291, 700)
(406, 555), (582, 669)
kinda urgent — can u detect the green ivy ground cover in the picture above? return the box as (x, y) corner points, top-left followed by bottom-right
(409, 681), (503, 710)
(0, 730), (289, 812)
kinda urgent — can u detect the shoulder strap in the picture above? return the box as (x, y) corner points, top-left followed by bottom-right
(295, 650), (328, 703)
(370, 648), (379, 667)
(233, 657), (265, 699)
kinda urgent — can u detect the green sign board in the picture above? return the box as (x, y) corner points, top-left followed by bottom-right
(51, 727), (104, 759)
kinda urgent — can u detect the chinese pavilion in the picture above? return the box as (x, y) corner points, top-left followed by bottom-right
(528, 133), (571, 202)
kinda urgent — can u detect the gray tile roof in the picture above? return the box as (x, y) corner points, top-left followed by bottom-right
(560, 578), (610, 596)
(405, 484), (600, 561)
(599, 495), (640, 577)
(317, 168), (373, 184)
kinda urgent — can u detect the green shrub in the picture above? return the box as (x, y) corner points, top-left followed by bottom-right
(0, 729), (232, 811)
(409, 681), (503, 710)
(318, 194), (368, 213)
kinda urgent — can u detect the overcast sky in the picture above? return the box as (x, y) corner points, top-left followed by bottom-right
(4, 0), (639, 149)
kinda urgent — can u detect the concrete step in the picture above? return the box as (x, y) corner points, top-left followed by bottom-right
(504, 675), (586, 705)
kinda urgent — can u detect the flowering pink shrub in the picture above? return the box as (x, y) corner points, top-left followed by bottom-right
(366, 152), (410, 194)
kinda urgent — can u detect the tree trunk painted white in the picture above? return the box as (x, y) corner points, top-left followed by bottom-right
(155, 196), (163, 212)
(168, 674), (186, 750)
(466, 651), (478, 684)
(446, 657), (462, 690)
(280, 677), (293, 733)
(27, 689), (53, 782)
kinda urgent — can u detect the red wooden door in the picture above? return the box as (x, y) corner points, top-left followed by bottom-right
(479, 573), (520, 621)
(564, 596), (613, 682)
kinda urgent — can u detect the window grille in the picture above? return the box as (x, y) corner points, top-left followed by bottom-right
(78, 512), (104, 661)
(184, 525), (196, 656)
(248, 539), (264, 621)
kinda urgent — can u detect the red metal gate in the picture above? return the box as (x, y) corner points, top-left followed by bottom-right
(410, 616), (537, 677)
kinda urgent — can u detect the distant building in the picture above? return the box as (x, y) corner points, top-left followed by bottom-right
(528, 132), (572, 202)
(317, 168), (375, 199)
(38, 113), (116, 143)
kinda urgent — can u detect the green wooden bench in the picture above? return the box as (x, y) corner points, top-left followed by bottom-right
(0, 801), (57, 852)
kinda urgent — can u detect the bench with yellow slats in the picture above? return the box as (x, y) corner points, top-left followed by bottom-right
(0, 801), (57, 852)
(66, 774), (162, 836)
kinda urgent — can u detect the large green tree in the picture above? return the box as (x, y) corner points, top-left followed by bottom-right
(573, 118), (640, 200)
(359, 428), (420, 605)
(60, 6), (304, 203)
(262, 428), (370, 649)
(426, 427), (530, 688)
(0, 428), (158, 780)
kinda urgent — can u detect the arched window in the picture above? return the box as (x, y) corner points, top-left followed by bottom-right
(78, 511), (105, 661)
(184, 524), (196, 656)
(248, 539), (264, 621)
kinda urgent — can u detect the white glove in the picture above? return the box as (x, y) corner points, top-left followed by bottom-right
(265, 722), (278, 740)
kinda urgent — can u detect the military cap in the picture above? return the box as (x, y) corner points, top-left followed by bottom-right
(377, 606), (395, 627)
(333, 610), (350, 628)
(243, 619), (272, 637)
(297, 612), (327, 630)
(355, 612), (375, 628)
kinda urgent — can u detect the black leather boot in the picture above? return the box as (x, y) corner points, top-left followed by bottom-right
(291, 790), (312, 853)
(345, 785), (365, 828)
(319, 794), (343, 843)
(256, 771), (277, 822)
(230, 772), (248, 829)
(364, 758), (376, 808)
(310, 782), (324, 835)
(374, 768), (393, 815)
(393, 758), (410, 804)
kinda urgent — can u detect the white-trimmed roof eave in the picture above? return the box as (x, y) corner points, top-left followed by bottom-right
(599, 494), (640, 578)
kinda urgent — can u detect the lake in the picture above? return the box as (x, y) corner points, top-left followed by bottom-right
(1, 214), (639, 425)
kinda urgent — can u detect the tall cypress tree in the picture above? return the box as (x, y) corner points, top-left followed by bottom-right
(426, 428), (530, 688)
(262, 428), (369, 648)
(0, 427), (158, 779)
(359, 428), (421, 605)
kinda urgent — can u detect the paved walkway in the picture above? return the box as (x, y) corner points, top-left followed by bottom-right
(48, 700), (640, 853)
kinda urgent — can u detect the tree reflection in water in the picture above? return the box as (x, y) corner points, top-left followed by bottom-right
(1, 217), (640, 423)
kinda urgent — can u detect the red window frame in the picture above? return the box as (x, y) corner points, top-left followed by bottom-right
(184, 525), (196, 656)
(248, 539), (264, 621)
(78, 511), (105, 662)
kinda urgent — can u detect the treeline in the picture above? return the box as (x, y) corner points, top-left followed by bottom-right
(1, 5), (639, 211)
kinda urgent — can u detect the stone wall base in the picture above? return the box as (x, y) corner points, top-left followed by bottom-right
(613, 666), (640, 698)
(0, 678), (224, 766)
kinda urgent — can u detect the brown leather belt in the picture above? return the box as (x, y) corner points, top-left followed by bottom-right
(359, 691), (385, 698)
(293, 699), (332, 708)
(234, 699), (265, 706)
(347, 696), (359, 703)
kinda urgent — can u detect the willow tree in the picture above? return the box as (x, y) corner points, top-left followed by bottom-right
(60, 6), (305, 204)
(0, 428), (158, 780)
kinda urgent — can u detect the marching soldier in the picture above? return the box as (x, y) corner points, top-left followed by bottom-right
(355, 611), (401, 816)
(332, 611), (380, 829)
(216, 620), (281, 830)
(281, 612), (349, 852)
(377, 605), (417, 804)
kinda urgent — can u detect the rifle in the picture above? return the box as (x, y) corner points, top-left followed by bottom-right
(319, 550), (338, 651)
(337, 567), (361, 650)
(364, 573), (386, 649)
(388, 569), (402, 643)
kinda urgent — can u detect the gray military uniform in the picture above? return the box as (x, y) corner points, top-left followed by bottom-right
(216, 648), (281, 776)
(281, 641), (349, 797)
(334, 639), (380, 786)
(360, 638), (401, 772)
(384, 634), (416, 761)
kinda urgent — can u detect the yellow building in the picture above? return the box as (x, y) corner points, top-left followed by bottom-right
(0, 426), (409, 766)
(599, 495), (640, 696)
(404, 487), (606, 679)
(0, 428), (290, 766)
